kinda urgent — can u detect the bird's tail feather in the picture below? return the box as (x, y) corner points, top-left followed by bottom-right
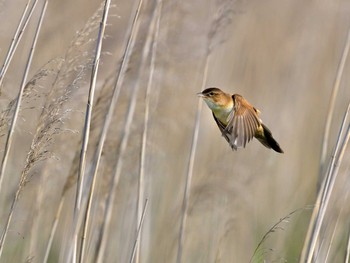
(257, 123), (284, 153)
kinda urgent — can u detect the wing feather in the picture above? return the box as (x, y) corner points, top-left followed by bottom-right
(212, 94), (261, 150)
(245, 112), (257, 142)
(240, 116), (246, 147)
(244, 114), (252, 143)
(224, 94), (261, 149)
(212, 112), (236, 150)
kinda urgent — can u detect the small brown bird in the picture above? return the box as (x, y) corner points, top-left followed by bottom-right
(198, 87), (283, 153)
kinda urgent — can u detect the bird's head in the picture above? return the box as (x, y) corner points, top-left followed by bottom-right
(197, 87), (232, 111)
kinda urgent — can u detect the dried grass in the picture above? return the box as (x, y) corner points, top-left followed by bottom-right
(0, 0), (349, 262)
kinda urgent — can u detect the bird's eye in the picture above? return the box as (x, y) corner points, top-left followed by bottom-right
(209, 92), (214, 96)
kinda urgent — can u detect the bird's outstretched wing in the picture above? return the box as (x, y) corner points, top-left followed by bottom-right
(213, 94), (261, 150)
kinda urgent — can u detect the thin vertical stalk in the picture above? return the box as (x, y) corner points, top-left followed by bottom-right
(302, 102), (350, 263)
(0, 0), (40, 89)
(301, 31), (350, 257)
(0, 0), (48, 258)
(94, 0), (145, 257)
(0, 0), (40, 195)
(320, 29), (350, 173)
(175, 2), (235, 260)
(67, 0), (144, 262)
(324, 189), (350, 262)
(0, 0), (31, 79)
(74, 0), (110, 216)
(135, 1), (162, 263)
(73, 0), (111, 262)
(95, 70), (140, 263)
(43, 195), (65, 263)
(96, 75), (140, 262)
(130, 199), (148, 263)
(176, 55), (210, 263)
(345, 225), (350, 263)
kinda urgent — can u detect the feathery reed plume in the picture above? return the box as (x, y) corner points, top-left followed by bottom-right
(51, 75), (114, 263)
(16, 4), (107, 261)
(176, 1), (235, 262)
(43, 78), (112, 262)
(0, 0), (40, 90)
(0, 1), (101, 259)
(15, 46), (94, 263)
(249, 208), (308, 263)
(207, 0), (236, 54)
(136, 1), (163, 262)
(0, 0), (49, 258)
(301, 102), (350, 263)
(0, 0), (45, 194)
(0, 59), (59, 137)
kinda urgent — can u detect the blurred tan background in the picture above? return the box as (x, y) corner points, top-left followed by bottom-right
(0, 0), (350, 262)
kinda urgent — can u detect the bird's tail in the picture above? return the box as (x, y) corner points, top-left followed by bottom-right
(256, 123), (284, 153)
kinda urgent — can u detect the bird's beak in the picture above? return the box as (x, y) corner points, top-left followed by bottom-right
(197, 92), (205, 97)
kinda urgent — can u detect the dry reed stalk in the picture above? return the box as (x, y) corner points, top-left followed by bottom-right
(130, 199), (148, 263)
(300, 29), (350, 262)
(65, 0), (143, 259)
(323, 189), (349, 262)
(301, 102), (350, 263)
(135, 1), (163, 262)
(43, 193), (66, 263)
(0, 0), (31, 80)
(176, 59), (208, 263)
(74, 0), (111, 216)
(74, 0), (112, 262)
(72, 4), (143, 263)
(0, 0), (40, 90)
(64, 82), (111, 262)
(346, 226), (350, 263)
(92, 1), (145, 261)
(18, 58), (69, 261)
(1, 1), (98, 258)
(0, 3), (109, 261)
(95, 73), (141, 262)
(0, 0), (42, 193)
(320, 29), (350, 175)
(176, 1), (235, 262)
(34, 62), (92, 263)
(27, 168), (48, 262)
(0, 0), (49, 258)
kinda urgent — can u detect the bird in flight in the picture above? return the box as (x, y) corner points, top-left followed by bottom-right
(198, 87), (283, 153)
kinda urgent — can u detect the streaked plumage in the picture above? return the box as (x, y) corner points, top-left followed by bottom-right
(198, 87), (283, 153)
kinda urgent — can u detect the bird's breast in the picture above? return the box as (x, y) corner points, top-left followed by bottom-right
(212, 107), (232, 126)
